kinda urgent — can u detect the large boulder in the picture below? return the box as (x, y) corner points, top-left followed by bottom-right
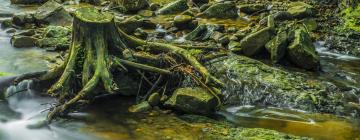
(164, 87), (217, 115)
(116, 0), (149, 13)
(156, 0), (188, 15)
(34, 0), (72, 26)
(197, 1), (238, 19)
(265, 31), (289, 63)
(238, 27), (273, 56)
(287, 2), (315, 18)
(287, 28), (320, 70)
(11, 35), (37, 48)
(205, 55), (359, 116)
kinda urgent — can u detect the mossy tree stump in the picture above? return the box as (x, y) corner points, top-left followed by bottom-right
(23, 7), (224, 123)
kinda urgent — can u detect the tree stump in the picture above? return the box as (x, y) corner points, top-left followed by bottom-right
(26, 7), (224, 123)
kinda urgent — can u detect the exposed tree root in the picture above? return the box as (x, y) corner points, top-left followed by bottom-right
(16, 7), (224, 123)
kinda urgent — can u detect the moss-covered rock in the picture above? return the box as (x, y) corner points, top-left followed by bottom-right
(34, 0), (72, 26)
(11, 35), (37, 48)
(287, 2), (315, 19)
(287, 28), (320, 70)
(164, 87), (217, 115)
(36, 26), (71, 50)
(156, 0), (188, 15)
(197, 2), (238, 19)
(205, 55), (343, 113)
(1, 19), (12, 29)
(239, 27), (273, 56)
(173, 15), (193, 29)
(265, 31), (289, 63)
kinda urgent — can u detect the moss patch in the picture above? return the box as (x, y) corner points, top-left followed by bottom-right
(342, 4), (360, 31)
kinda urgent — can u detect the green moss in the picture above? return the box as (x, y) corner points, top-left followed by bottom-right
(74, 7), (114, 23)
(342, 4), (360, 31)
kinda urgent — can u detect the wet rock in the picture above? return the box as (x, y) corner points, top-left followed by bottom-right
(1, 19), (12, 29)
(238, 4), (266, 15)
(12, 13), (35, 26)
(10, 0), (46, 4)
(164, 87), (217, 115)
(287, 28), (320, 70)
(34, 0), (72, 26)
(117, 17), (156, 34)
(265, 31), (289, 63)
(173, 15), (193, 29)
(287, 2), (315, 18)
(205, 55), (329, 112)
(185, 24), (224, 41)
(238, 27), (273, 56)
(11, 35), (37, 48)
(128, 101), (152, 113)
(148, 92), (161, 106)
(197, 2), (238, 19)
(156, 0), (188, 15)
(0, 101), (21, 122)
(116, 0), (149, 13)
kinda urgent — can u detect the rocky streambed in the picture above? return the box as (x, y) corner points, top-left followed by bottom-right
(0, 0), (360, 140)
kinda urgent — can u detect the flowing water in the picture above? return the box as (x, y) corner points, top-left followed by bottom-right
(1, 0), (360, 140)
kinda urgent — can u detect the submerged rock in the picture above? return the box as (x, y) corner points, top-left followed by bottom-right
(11, 35), (37, 48)
(156, 0), (188, 15)
(34, 0), (72, 26)
(197, 2), (238, 19)
(287, 28), (320, 70)
(287, 2), (315, 18)
(164, 87), (217, 115)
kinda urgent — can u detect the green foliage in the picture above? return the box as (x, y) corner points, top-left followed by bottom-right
(342, 4), (360, 31)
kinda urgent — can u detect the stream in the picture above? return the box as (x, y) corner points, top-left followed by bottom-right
(1, 1), (360, 140)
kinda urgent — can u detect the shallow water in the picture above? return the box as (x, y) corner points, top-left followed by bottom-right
(219, 105), (360, 140)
